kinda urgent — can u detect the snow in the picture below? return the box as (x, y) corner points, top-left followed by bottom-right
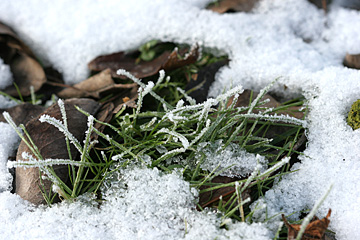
(0, 167), (270, 240)
(0, 123), (19, 192)
(0, 0), (360, 239)
(197, 140), (268, 177)
(0, 58), (13, 89)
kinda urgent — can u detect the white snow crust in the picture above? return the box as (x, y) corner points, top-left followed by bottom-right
(0, 167), (270, 240)
(0, 0), (360, 239)
(0, 58), (12, 89)
(0, 123), (19, 192)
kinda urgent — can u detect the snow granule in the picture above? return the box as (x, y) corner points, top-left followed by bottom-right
(197, 140), (268, 177)
(0, 58), (13, 89)
(0, 122), (20, 192)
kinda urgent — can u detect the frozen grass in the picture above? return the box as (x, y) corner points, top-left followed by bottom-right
(4, 69), (307, 237)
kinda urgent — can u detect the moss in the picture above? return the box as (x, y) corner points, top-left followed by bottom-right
(347, 100), (360, 130)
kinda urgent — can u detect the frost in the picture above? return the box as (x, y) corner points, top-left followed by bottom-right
(196, 140), (268, 178)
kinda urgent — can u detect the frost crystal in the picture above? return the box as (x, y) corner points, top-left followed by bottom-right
(197, 140), (268, 177)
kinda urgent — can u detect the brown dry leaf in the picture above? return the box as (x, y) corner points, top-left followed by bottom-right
(112, 86), (139, 114)
(57, 69), (115, 98)
(15, 98), (100, 205)
(162, 45), (199, 71)
(207, 0), (259, 13)
(0, 22), (36, 59)
(0, 103), (45, 126)
(282, 209), (331, 240)
(227, 89), (304, 119)
(0, 22), (46, 97)
(93, 102), (114, 139)
(88, 45), (199, 79)
(343, 53), (360, 70)
(199, 176), (250, 209)
(3, 52), (47, 97)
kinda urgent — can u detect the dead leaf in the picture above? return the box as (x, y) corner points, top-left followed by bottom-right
(3, 52), (47, 97)
(0, 103), (45, 126)
(0, 22), (46, 97)
(0, 22), (36, 59)
(282, 209), (331, 240)
(199, 176), (250, 209)
(88, 44), (199, 79)
(343, 53), (360, 70)
(227, 89), (304, 119)
(162, 45), (200, 71)
(15, 98), (100, 205)
(57, 69), (114, 98)
(185, 59), (229, 103)
(93, 102), (114, 139)
(111, 86), (139, 113)
(207, 0), (259, 13)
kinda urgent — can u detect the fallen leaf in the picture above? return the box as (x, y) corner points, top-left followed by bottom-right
(343, 53), (360, 70)
(185, 59), (229, 103)
(282, 209), (331, 240)
(0, 22), (46, 97)
(93, 102), (114, 139)
(111, 86), (139, 113)
(227, 89), (304, 119)
(57, 68), (114, 98)
(0, 22), (36, 59)
(162, 45), (200, 71)
(0, 103), (46, 126)
(198, 176), (250, 210)
(88, 44), (199, 79)
(15, 98), (100, 205)
(3, 52), (47, 97)
(207, 0), (259, 13)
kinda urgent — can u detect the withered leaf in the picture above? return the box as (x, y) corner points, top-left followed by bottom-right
(88, 44), (199, 79)
(199, 176), (250, 210)
(0, 22), (46, 97)
(0, 22), (36, 59)
(111, 85), (139, 114)
(282, 209), (331, 240)
(162, 45), (200, 71)
(343, 53), (360, 70)
(185, 59), (229, 103)
(93, 102), (114, 139)
(57, 68), (115, 99)
(207, 0), (259, 13)
(0, 103), (45, 126)
(3, 52), (47, 97)
(227, 89), (304, 119)
(15, 98), (100, 205)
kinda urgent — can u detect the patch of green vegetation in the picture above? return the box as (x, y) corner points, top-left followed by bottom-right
(347, 99), (360, 130)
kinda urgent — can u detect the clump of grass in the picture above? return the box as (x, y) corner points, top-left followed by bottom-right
(5, 67), (306, 229)
(93, 70), (306, 220)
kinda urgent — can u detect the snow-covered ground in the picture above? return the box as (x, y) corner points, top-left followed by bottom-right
(1, 0), (360, 239)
